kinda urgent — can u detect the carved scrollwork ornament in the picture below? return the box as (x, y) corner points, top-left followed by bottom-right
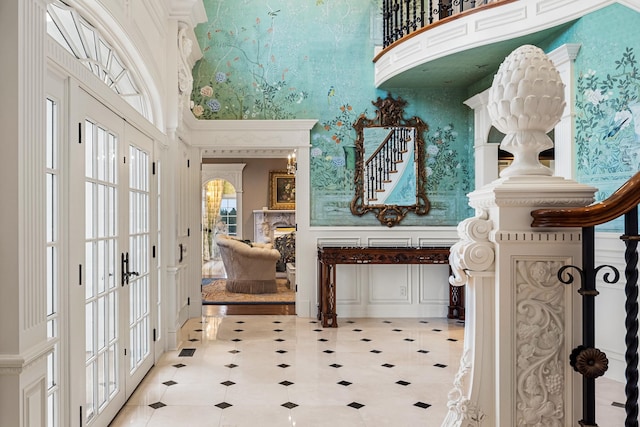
(570, 345), (609, 379)
(449, 213), (495, 286)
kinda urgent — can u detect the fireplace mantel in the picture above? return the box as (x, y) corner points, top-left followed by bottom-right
(253, 210), (295, 243)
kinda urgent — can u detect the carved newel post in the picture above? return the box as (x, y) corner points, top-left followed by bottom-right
(442, 45), (597, 426)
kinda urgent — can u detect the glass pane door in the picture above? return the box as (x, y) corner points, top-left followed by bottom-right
(124, 125), (154, 392)
(84, 119), (120, 424)
(73, 92), (156, 426)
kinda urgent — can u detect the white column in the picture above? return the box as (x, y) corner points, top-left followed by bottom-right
(464, 90), (498, 189)
(548, 44), (581, 180)
(0, 0), (49, 426)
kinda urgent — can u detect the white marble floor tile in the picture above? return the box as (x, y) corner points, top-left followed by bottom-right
(111, 311), (630, 426)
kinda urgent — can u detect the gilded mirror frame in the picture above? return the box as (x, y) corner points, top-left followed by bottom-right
(350, 93), (429, 227)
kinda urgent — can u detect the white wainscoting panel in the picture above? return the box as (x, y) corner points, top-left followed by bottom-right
(369, 264), (411, 303)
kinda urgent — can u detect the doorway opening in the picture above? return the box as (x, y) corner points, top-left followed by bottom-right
(200, 162), (296, 313)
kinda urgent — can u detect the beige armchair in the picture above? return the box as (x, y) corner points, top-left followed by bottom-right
(215, 234), (281, 294)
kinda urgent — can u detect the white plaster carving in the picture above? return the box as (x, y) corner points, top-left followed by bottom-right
(442, 348), (487, 426)
(177, 22), (194, 129)
(515, 259), (566, 426)
(449, 212), (495, 287)
(487, 45), (565, 177)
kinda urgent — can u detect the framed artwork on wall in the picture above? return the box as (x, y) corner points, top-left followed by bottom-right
(269, 170), (295, 210)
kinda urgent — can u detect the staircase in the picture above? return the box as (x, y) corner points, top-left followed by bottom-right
(365, 127), (415, 204)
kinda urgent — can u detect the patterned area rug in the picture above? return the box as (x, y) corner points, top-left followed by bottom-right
(202, 278), (294, 305)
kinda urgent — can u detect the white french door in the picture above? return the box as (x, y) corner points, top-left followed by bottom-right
(70, 90), (155, 426)
(123, 125), (155, 393)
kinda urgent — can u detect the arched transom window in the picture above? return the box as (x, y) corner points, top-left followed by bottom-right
(46, 1), (150, 120)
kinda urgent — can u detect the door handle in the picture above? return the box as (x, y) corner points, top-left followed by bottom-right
(121, 252), (140, 285)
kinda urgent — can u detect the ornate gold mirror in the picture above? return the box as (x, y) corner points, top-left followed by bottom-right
(350, 93), (429, 227)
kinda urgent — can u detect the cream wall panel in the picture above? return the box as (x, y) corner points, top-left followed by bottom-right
(369, 265), (411, 303)
(418, 264), (450, 305)
(335, 266), (361, 303)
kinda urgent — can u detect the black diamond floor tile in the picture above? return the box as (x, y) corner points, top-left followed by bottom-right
(348, 402), (364, 409)
(188, 338), (199, 342)
(329, 363), (342, 368)
(420, 320), (429, 324)
(396, 380), (410, 386)
(313, 329), (323, 332)
(282, 402), (298, 409)
(273, 321), (282, 324)
(276, 349), (288, 354)
(215, 402), (232, 409)
(337, 380), (352, 386)
(346, 321), (355, 324)
(194, 328), (203, 332)
(392, 329), (402, 332)
(172, 363), (186, 368)
(178, 348), (196, 357)
(417, 350), (430, 354)
(232, 338), (242, 342)
(382, 363), (394, 368)
(234, 329), (244, 332)
(404, 338), (415, 342)
(415, 402), (431, 409)
(229, 349), (240, 354)
(352, 328), (362, 332)
(447, 338), (458, 342)
(278, 363), (290, 368)
(226, 363), (238, 368)
(235, 321), (245, 324)
(162, 380), (177, 386)
(361, 338), (371, 342)
(323, 350), (334, 354)
(318, 338), (328, 342)
(432, 328), (442, 332)
(275, 338), (285, 342)
(434, 363), (447, 368)
(149, 402), (166, 409)
(274, 329), (283, 332)
(221, 380), (235, 386)
(383, 320), (392, 324)
(279, 380), (294, 386)
(370, 349), (382, 354)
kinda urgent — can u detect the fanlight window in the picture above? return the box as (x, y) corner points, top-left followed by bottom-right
(46, 1), (149, 120)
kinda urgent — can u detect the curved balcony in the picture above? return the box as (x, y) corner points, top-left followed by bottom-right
(374, 0), (614, 88)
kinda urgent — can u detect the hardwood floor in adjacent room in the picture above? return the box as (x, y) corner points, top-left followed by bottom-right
(203, 304), (296, 316)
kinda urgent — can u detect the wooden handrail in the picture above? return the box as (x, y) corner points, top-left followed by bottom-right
(531, 171), (640, 228)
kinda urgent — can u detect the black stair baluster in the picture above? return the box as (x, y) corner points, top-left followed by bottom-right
(623, 206), (639, 427)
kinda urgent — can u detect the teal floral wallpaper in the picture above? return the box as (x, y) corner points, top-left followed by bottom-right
(552, 4), (640, 231)
(191, 0), (474, 226)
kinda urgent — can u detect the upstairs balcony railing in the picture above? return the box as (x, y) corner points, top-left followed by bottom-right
(382, 0), (511, 48)
(531, 172), (640, 427)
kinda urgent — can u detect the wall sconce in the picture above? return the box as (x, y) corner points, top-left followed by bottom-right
(287, 151), (297, 175)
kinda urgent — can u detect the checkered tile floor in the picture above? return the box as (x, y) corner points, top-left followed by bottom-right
(110, 314), (465, 426)
(110, 312), (629, 426)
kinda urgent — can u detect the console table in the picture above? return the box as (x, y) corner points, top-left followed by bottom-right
(317, 246), (464, 327)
